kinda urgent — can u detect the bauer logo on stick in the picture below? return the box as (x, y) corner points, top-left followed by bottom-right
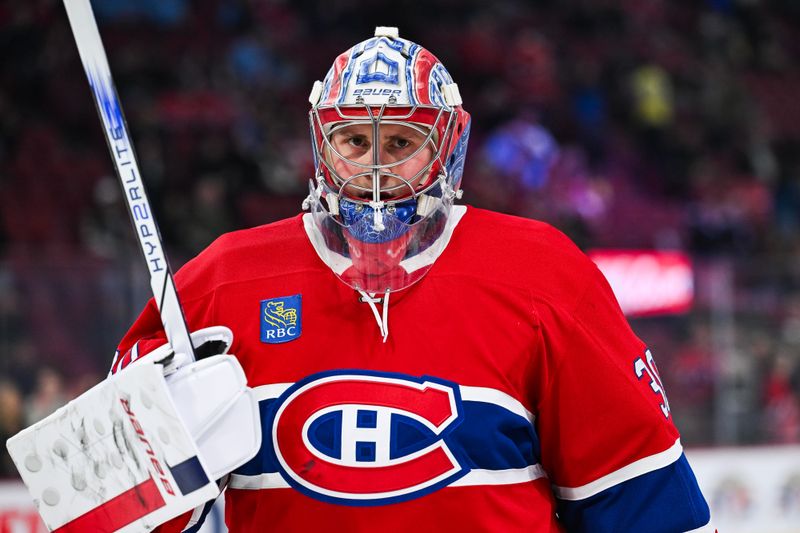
(261, 294), (302, 343)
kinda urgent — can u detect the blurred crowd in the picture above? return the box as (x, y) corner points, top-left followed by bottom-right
(2, 0), (800, 476)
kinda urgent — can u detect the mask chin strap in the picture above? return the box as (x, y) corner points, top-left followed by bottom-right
(358, 288), (391, 343)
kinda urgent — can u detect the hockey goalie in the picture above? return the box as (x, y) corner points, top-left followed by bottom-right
(7, 1), (715, 531)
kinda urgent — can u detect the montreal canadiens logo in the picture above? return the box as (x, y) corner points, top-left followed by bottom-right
(272, 371), (466, 505)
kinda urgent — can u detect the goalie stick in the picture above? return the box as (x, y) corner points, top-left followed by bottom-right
(6, 10), (262, 531)
(63, 0), (196, 364)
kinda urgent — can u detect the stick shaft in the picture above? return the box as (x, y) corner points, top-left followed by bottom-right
(63, 0), (196, 361)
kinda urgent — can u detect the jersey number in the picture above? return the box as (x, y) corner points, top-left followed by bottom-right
(634, 349), (671, 419)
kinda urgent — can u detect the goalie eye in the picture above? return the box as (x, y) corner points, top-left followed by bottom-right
(389, 137), (412, 150)
(346, 135), (369, 149)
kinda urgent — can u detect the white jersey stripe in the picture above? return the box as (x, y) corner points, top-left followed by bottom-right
(450, 465), (547, 487)
(553, 438), (683, 501)
(229, 472), (290, 490)
(229, 465), (547, 491)
(253, 382), (292, 401)
(252, 382), (534, 424)
(459, 385), (534, 423)
(130, 341), (140, 363)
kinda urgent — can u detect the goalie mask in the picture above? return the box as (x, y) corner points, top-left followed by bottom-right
(304, 27), (471, 294)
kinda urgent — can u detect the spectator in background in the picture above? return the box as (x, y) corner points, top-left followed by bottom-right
(762, 351), (800, 443)
(81, 176), (133, 259)
(666, 321), (719, 445)
(178, 173), (237, 254)
(5, 340), (38, 398)
(629, 62), (674, 165)
(94, 0), (188, 26)
(482, 116), (560, 192)
(630, 63), (674, 130)
(570, 60), (608, 166)
(775, 156), (800, 239)
(0, 270), (25, 353)
(0, 380), (23, 477)
(507, 30), (561, 109)
(23, 367), (66, 426)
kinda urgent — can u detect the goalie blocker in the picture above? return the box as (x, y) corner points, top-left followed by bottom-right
(6, 327), (261, 533)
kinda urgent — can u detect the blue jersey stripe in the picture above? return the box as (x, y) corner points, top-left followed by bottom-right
(236, 398), (282, 476)
(234, 396), (539, 477)
(448, 400), (539, 470)
(556, 453), (711, 533)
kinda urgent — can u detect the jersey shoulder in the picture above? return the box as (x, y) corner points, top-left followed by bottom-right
(444, 206), (600, 308)
(462, 206), (583, 254)
(173, 214), (318, 297)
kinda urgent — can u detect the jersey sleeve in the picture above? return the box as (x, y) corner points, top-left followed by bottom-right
(109, 298), (168, 374)
(533, 260), (713, 532)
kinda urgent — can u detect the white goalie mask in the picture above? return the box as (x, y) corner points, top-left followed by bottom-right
(304, 27), (471, 294)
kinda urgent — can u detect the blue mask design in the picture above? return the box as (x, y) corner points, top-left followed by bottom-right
(338, 199), (417, 244)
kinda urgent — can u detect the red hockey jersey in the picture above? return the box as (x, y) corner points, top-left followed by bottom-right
(115, 206), (713, 532)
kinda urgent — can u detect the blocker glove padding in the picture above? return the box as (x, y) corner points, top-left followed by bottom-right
(6, 327), (261, 532)
(111, 326), (262, 479)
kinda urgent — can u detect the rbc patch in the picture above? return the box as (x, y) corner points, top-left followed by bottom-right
(260, 294), (301, 344)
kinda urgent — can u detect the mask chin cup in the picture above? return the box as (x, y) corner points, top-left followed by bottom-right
(305, 181), (455, 293)
(338, 198), (417, 244)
